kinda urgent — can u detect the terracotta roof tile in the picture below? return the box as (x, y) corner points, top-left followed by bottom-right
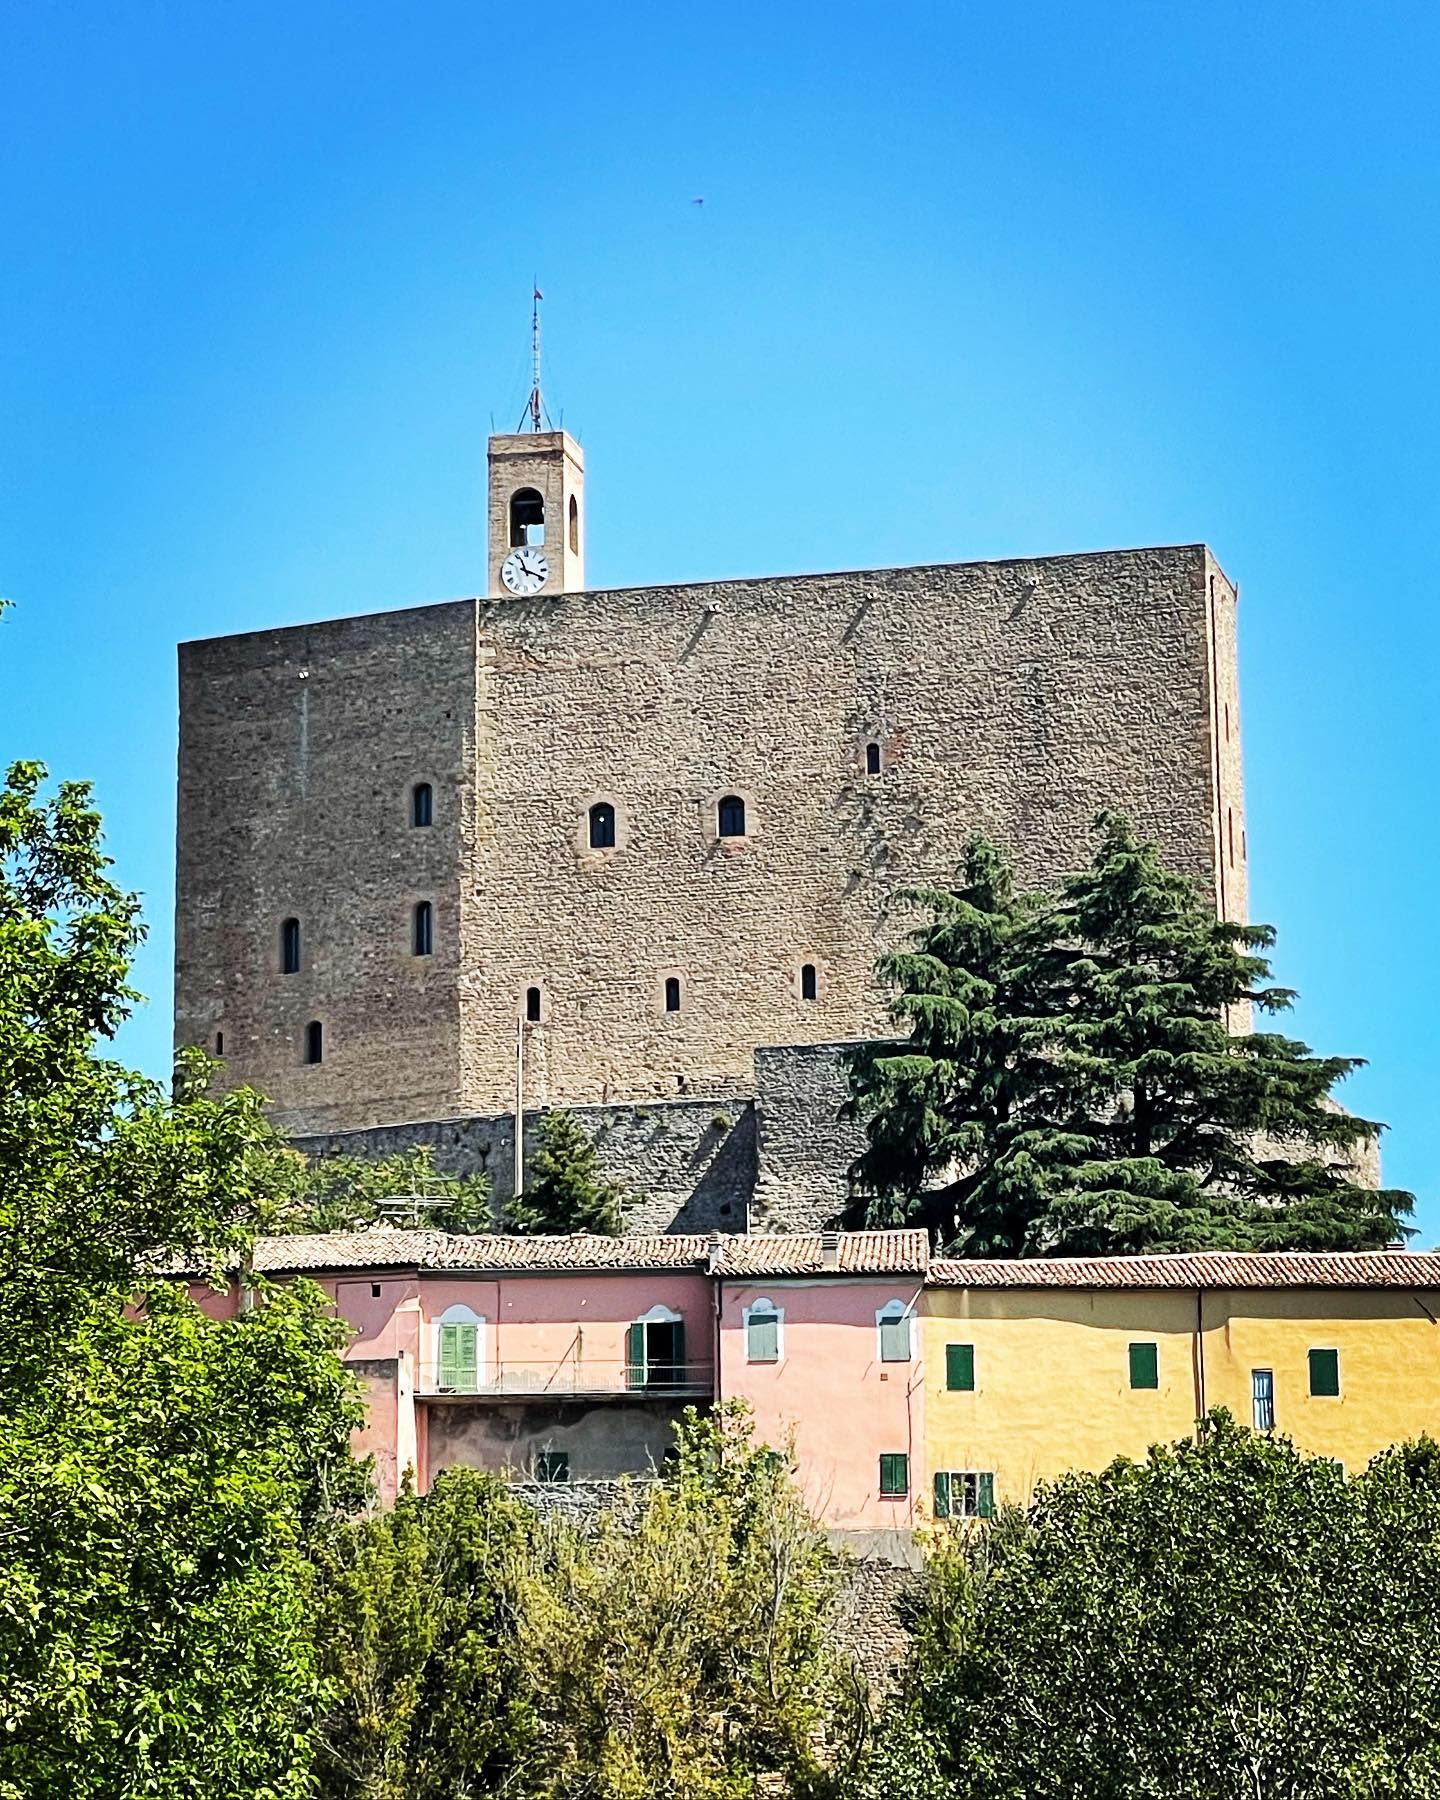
(716, 1230), (930, 1277)
(239, 1230), (714, 1275)
(928, 1250), (1440, 1290)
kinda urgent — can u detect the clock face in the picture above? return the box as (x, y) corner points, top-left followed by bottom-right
(501, 546), (549, 595)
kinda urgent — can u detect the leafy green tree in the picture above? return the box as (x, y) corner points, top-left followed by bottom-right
(847, 814), (1410, 1255)
(519, 1404), (867, 1799)
(0, 757), (366, 1799)
(863, 1414), (1440, 1799)
(266, 1141), (494, 1235)
(0, 1282), (365, 1800)
(507, 1109), (626, 1235)
(310, 1468), (538, 1800)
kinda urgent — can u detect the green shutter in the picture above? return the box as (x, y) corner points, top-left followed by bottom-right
(625, 1321), (646, 1390)
(1309, 1348), (1341, 1397)
(1129, 1342), (1159, 1389)
(438, 1322), (460, 1389)
(880, 1310), (912, 1363)
(946, 1343), (975, 1391)
(933, 1471), (951, 1519)
(978, 1472), (996, 1518)
(749, 1310), (780, 1362)
(879, 1453), (909, 1498)
(455, 1322), (478, 1393)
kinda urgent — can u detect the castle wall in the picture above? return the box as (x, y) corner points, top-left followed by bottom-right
(292, 1092), (758, 1235)
(458, 546), (1230, 1117)
(177, 545), (1241, 1134)
(176, 601), (477, 1131)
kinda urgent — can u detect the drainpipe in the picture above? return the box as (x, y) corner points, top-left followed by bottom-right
(708, 1232), (723, 1405)
(514, 1015), (525, 1202)
(1194, 1286), (1208, 1433)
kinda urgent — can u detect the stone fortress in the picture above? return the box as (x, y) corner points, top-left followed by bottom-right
(175, 407), (1248, 1232)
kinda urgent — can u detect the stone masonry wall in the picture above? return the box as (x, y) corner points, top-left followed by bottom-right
(458, 547), (1231, 1119)
(177, 546), (1244, 1136)
(294, 1091), (759, 1235)
(176, 600), (477, 1132)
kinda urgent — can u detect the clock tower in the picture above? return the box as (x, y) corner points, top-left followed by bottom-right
(487, 427), (586, 597)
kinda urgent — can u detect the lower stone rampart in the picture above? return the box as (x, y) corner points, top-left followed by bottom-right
(292, 1038), (867, 1234)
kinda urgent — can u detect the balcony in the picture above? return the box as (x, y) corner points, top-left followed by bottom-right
(422, 1358), (715, 1402)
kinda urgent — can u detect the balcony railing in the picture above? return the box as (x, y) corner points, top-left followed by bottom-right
(423, 1358), (715, 1400)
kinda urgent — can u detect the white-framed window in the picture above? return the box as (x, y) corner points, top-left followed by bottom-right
(933, 1470), (996, 1520)
(876, 1299), (913, 1364)
(626, 1304), (687, 1391)
(743, 1298), (784, 1363)
(434, 1303), (485, 1393)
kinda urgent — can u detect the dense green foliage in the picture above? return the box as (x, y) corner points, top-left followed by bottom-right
(267, 1141), (494, 1234)
(311, 1406), (861, 1800)
(0, 758), (366, 1800)
(865, 1413), (1440, 1799)
(846, 814), (1411, 1254)
(517, 1405), (864, 1798)
(311, 1469), (539, 1800)
(507, 1108), (627, 1235)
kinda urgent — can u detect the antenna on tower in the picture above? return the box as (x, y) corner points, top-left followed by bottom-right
(519, 283), (551, 432)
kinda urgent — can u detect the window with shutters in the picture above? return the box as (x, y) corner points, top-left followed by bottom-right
(626, 1306), (687, 1391)
(1252, 1368), (1276, 1430)
(1128, 1341), (1159, 1389)
(933, 1470), (995, 1520)
(877, 1300), (913, 1363)
(878, 1453), (909, 1499)
(435, 1309), (482, 1393)
(744, 1299), (783, 1363)
(1309, 1347), (1341, 1397)
(946, 1342), (975, 1391)
(535, 1449), (570, 1484)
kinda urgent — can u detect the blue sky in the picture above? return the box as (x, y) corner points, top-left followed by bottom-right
(3, 2), (1436, 1230)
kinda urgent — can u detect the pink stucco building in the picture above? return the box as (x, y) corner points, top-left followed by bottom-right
(191, 1227), (928, 1539)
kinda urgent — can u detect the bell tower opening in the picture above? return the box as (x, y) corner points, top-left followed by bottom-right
(510, 487), (546, 546)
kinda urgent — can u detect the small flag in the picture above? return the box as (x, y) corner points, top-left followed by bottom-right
(533, 286), (543, 300)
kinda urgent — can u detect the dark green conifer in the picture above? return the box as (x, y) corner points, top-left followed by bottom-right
(506, 1109), (626, 1236)
(847, 813), (1411, 1255)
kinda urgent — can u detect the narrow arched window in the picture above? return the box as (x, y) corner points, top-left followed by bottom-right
(717, 795), (746, 838)
(800, 963), (818, 1001)
(664, 976), (682, 1013)
(525, 985), (542, 1023)
(280, 917), (301, 975)
(412, 782), (433, 827)
(568, 494), (579, 553)
(215, 1030), (224, 1056)
(510, 487), (545, 546)
(588, 802), (616, 849)
(865, 741), (882, 776)
(413, 900), (433, 956)
(304, 1020), (323, 1065)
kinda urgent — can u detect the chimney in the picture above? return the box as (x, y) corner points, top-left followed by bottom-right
(820, 1229), (841, 1271)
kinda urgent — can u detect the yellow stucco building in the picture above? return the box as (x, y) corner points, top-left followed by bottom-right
(921, 1250), (1440, 1518)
